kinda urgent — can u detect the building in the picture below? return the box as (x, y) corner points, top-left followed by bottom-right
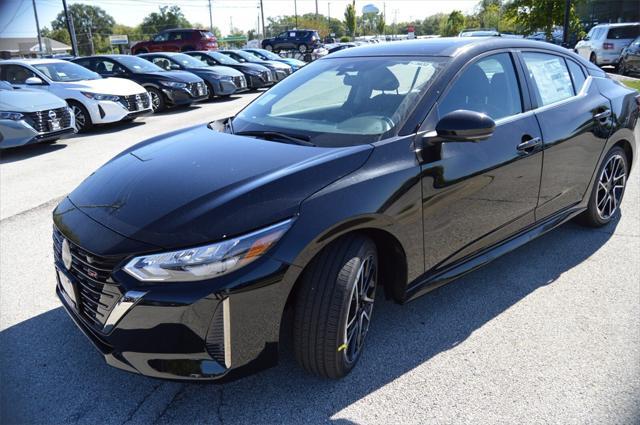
(577, 0), (640, 27)
(0, 37), (72, 59)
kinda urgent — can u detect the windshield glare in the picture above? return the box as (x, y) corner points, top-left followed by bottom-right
(34, 62), (101, 82)
(252, 49), (280, 60)
(233, 56), (447, 147)
(229, 51), (262, 63)
(117, 56), (163, 73)
(210, 52), (238, 65)
(171, 53), (209, 68)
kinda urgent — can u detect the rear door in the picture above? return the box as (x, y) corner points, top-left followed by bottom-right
(420, 51), (544, 271)
(518, 51), (611, 220)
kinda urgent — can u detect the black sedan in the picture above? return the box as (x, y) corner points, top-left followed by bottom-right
(72, 55), (208, 112)
(184, 50), (275, 89)
(619, 36), (640, 76)
(219, 49), (292, 82)
(53, 38), (637, 382)
(137, 52), (248, 98)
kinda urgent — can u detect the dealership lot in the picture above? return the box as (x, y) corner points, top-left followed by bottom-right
(1, 91), (639, 424)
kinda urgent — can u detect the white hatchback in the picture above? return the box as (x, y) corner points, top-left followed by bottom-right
(575, 23), (640, 67)
(0, 59), (153, 132)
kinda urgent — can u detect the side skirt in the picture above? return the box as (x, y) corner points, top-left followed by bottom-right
(402, 205), (586, 303)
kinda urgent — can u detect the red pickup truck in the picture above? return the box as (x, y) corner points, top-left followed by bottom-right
(132, 29), (218, 54)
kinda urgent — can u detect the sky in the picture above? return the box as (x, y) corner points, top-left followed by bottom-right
(0, 0), (480, 39)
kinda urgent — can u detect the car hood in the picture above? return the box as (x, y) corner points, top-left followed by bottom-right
(278, 58), (305, 67)
(235, 63), (270, 73)
(140, 71), (203, 83)
(58, 77), (146, 95)
(68, 124), (372, 248)
(186, 66), (243, 78)
(0, 89), (66, 112)
(262, 60), (291, 70)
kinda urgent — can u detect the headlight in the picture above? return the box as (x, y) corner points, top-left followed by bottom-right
(0, 111), (24, 120)
(81, 92), (120, 102)
(246, 70), (262, 76)
(219, 75), (233, 81)
(123, 219), (293, 282)
(161, 81), (187, 88)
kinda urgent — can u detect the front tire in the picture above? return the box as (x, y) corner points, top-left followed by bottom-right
(68, 101), (92, 133)
(264, 44), (273, 51)
(298, 44), (308, 53)
(146, 87), (165, 112)
(293, 235), (378, 379)
(577, 146), (628, 227)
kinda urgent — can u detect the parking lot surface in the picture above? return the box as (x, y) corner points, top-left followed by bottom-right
(1, 93), (639, 424)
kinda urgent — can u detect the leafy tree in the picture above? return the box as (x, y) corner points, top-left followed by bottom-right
(50, 3), (115, 55)
(421, 13), (447, 35)
(41, 27), (71, 46)
(504, 0), (584, 40)
(376, 14), (386, 35)
(344, 1), (356, 37)
(443, 10), (465, 36)
(140, 5), (191, 36)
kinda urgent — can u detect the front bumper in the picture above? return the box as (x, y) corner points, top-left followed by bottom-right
(53, 198), (300, 381)
(0, 118), (74, 149)
(162, 83), (209, 106)
(246, 74), (275, 89)
(88, 95), (153, 124)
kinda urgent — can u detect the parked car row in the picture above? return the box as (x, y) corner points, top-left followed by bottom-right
(0, 49), (301, 148)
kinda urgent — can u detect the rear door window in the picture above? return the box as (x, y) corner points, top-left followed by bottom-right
(566, 59), (586, 94)
(522, 52), (574, 107)
(607, 26), (640, 40)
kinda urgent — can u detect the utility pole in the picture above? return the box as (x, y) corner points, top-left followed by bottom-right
(208, 0), (213, 33)
(88, 23), (94, 55)
(62, 0), (78, 56)
(328, 2), (331, 21)
(260, 0), (265, 38)
(562, 0), (571, 47)
(294, 0), (298, 28)
(315, 0), (319, 19)
(31, 0), (43, 56)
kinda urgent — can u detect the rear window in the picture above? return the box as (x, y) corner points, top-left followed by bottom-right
(200, 31), (215, 39)
(607, 26), (640, 40)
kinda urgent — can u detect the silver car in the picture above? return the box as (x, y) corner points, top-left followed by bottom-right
(575, 22), (640, 66)
(0, 81), (75, 149)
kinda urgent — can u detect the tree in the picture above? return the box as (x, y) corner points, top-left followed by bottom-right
(443, 10), (465, 36)
(50, 3), (115, 55)
(504, 0), (584, 40)
(421, 13), (446, 35)
(140, 5), (191, 36)
(376, 14), (386, 35)
(41, 27), (71, 46)
(344, 1), (356, 38)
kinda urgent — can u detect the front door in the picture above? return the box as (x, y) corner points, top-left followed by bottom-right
(420, 52), (543, 271)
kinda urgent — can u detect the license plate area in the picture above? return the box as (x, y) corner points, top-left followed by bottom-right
(49, 119), (61, 131)
(57, 269), (77, 306)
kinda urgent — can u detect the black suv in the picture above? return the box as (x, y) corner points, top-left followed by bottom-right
(261, 29), (320, 53)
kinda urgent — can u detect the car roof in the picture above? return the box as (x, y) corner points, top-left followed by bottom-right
(593, 22), (639, 28)
(326, 37), (577, 58)
(1, 58), (68, 65)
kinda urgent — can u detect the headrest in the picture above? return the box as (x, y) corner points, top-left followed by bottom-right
(369, 66), (400, 91)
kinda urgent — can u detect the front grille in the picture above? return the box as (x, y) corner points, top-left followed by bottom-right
(23, 107), (72, 133)
(232, 75), (246, 89)
(119, 93), (151, 112)
(261, 70), (273, 82)
(53, 227), (124, 333)
(270, 70), (277, 81)
(275, 70), (287, 81)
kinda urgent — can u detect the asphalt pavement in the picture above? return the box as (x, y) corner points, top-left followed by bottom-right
(1, 93), (639, 424)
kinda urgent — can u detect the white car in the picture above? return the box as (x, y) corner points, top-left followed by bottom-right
(0, 59), (153, 132)
(575, 22), (640, 67)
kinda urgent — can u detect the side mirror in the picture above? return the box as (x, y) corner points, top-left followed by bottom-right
(170, 63), (181, 70)
(25, 76), (44, 85)
(583, 36), (590, 41)
(424, 110), (495, 144)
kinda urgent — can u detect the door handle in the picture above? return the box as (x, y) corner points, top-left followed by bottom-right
(594, 110), (611, 121)
(517, 136), (542, 153)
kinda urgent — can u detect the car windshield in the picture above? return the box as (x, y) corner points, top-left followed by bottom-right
(209, 52), (239, 65)
(250, 49), (281, 60)
(232, 56), (447, 147)
(33, 61), (101, 82)
(116, 56), (164, 73)
(607, 25), (640, 40)
(227, 50), (263, 63)
(171, 53), (209, 68)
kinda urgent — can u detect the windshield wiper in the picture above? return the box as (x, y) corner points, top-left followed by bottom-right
(235, 130), (316, 147)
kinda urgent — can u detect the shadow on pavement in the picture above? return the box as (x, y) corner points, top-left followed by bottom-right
(0, 219), (618, 424)
(0, 142), (67, 164)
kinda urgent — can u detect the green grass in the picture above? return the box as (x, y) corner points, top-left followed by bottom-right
(621, 79), (640, 92)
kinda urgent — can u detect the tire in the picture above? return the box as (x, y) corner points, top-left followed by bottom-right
(264, 44), (273, 51)
(618, 59), (628, 76)
(293, 234), (378, 379)
(298, 44), (308, 53)
(146, 87), (165, 112)
(204, 81), (216, 99)
(577, 146), (629, 227)
(589, 52), (597, 65)
(68, 101), (93, 133)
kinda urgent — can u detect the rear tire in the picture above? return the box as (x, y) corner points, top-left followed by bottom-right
(293, 235), (378, 379)
(577, 146), (628, 227)
(589, 52), (597, 65)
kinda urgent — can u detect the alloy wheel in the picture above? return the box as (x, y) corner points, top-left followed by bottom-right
(343, 255), (377, 364)
(149, 91), (161, 111)
(72, 105), (85, 132)
(596, 154), (626, 220)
